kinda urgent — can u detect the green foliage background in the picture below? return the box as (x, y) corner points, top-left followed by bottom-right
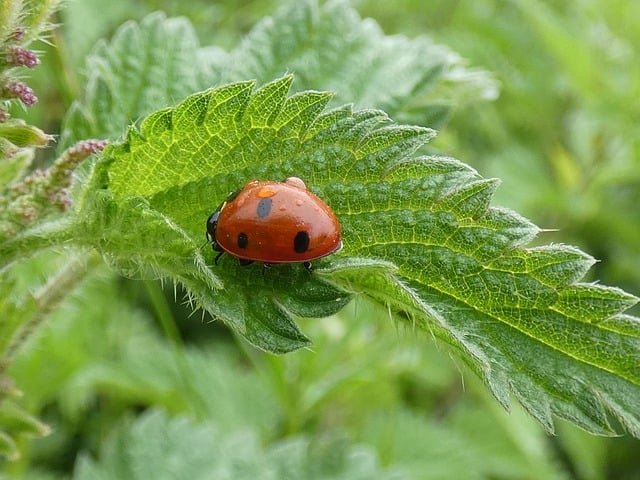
(1, 0), (639, 478)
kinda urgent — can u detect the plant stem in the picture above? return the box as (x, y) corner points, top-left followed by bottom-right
(0, 219), (75, 273)
(0, 250), (101, 375)
(143, 279), (182, 346)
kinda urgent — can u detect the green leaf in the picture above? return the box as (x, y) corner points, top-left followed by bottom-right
(363, 405), (572, 480)
(60, 1), (495, 151)
(72, 409), (404, 480)
(76, 77), (367, 353)
(0, 120), (50, 148)
(59, 11), (217, 150)
(72, 77), (640, 437)
(216, 0), (497, 124)
(0, 148), (32, 191)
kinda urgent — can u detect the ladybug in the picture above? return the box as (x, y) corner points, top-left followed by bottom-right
(206, 177), (342, 270)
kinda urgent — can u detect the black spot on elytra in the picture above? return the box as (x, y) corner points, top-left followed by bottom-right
(294, 231), (310, 253)
(237, 232), (248, 249)
(257, 198), (272, 218)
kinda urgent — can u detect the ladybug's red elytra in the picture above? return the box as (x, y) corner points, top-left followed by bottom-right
(206, 177), (342, 270)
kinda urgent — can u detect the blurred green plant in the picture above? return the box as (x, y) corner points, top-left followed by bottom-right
(1, 0), (640, 478)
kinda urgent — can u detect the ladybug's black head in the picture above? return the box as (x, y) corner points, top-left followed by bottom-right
(206, 211), (221, 250)
(206, 189), (240, 251)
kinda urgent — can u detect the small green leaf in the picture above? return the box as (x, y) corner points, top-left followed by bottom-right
(0, 148), (32, 186)
(60, 12), (214, 150)
(0, 120), (50, 148)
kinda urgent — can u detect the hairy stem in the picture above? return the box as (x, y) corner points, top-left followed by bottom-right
(0, 249), (101, 374)
(0, 219), (75, 272)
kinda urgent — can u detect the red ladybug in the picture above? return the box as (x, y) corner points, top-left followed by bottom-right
(206, 177), (342, 270)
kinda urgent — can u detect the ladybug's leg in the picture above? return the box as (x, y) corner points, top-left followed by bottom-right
(261, 263), (272, 275)
(303, 261), (313, 273)
(238, 258), (254, 267)
(214, 251), (225, 265)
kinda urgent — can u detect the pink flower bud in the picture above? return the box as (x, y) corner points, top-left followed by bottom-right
(3, 81), (38, 106)
(6, 47), (40, 68)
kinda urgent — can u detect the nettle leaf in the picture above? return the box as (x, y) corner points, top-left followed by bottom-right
(60, 0), (495, 152)
(76, 77), (363, 354)
(74, 77), (640, 437)
(59, 12), (219, 150)
(214, 0), (498, 124)
(72, 409), (403, 480)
